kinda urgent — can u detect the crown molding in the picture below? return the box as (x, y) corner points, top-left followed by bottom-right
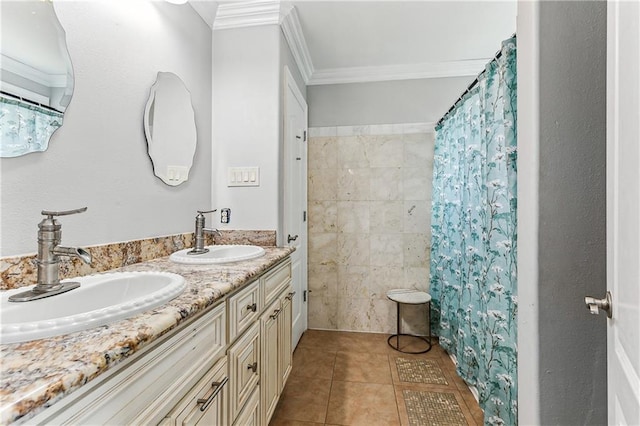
(307, 59), (491, 86)
(280, 7), (313, 83)
(0, 54), (68, 88)
(213, 2), (491, 86)
(213, 0), (281, 30)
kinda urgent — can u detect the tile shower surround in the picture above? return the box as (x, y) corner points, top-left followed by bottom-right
(308, 123), (435, 335)
(0, 230), (276, 290)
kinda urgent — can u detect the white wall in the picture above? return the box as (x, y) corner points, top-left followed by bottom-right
(0, 1), (212, 256)
(212, 25), (280, 234)
(212, 25), (306, 244)
(307, 77), (472, 127)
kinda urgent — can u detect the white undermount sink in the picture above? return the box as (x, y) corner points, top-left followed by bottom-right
(0, 271), (185, 344)
(170, 245), (265, 265)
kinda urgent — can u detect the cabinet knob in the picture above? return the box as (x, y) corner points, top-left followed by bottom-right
(196, 377), (228, 412)
(247, 361), (258, 373)
(246, 303), (257, 312)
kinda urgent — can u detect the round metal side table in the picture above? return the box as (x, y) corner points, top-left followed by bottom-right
(386, 289), (432, 354)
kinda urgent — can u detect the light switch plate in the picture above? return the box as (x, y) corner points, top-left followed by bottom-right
(227, 167), (259, 187)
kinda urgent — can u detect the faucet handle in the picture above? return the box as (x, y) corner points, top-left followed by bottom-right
(41, 207), (88, 218)
(196, 209), (217, 215)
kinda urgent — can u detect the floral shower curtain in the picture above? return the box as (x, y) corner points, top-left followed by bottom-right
(0, 96), (63, 157)
(430, 37), (517, 425)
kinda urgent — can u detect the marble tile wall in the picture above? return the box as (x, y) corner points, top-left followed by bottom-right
(1, 230), (276, 290)
(307, 123), (435, 335)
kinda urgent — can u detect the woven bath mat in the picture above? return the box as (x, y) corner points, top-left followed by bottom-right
(403, 390), (467, 426)
(396, 358), (449, 385)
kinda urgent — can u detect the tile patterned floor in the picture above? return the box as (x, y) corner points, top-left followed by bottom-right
(269, 330), (484, 426)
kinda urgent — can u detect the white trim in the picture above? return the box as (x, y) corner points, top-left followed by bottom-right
(307, 59), (491, 86)
(213, 2), (492, 85)
(280, 7), (314, 84)
(0, 82), (50, 105)
(516, 1), (541, 425)
(213, 0), (281, 30)
(309, 122), (434, 137)
(0, 54), (68, 88)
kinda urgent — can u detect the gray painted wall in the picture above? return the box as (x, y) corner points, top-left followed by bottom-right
(307, 77), (471, 127)
(538, 1), (607, 424)
(212, 25), (306, 245)
(0, 1), (212, 256)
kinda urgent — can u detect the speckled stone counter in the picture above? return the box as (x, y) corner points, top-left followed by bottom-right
(0, 246), (293, 424)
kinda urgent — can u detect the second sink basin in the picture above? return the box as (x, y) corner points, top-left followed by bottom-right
(0, 271), (185, 344)
(170, 245), (265, 264)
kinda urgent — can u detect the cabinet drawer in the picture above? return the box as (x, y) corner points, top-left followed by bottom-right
(228, 279), (260, 343)
(35, 303), (227, 425)
(165, 357), (228, 426)
(233, 385), (260, 426)
(228, 321), (260, 421)
(261, 258), (291, 309)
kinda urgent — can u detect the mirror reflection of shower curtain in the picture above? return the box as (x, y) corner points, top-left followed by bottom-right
(0, 96), (63, 157)
(430, 37), (517, 425)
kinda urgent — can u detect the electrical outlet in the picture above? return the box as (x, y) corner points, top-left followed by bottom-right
(221, 208), (230, 224)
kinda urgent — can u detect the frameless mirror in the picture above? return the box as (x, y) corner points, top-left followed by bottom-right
(0, 0), (74, 157)
(143, 72), (197, 186)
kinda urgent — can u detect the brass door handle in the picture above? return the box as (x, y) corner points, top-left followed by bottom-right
(285, 291), (296, 301)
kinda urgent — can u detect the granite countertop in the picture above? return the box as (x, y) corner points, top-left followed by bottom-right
(0, 247), (293, 425)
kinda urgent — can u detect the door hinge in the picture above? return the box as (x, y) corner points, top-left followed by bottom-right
(304, 130), (307, 141)
(303, 290), (307, 302)
(303, 211), (306, 222)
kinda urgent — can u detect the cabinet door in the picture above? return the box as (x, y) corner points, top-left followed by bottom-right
(279, 287), (294, 392)
(228, 321), (260, 421)
(260, 299), (281, 425)
(164, 357), (228, 426)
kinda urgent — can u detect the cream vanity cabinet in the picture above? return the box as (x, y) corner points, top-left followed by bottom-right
(226, 258), (294, 426)
(259, 260), (294, 425)
(29, 302), (227, 425)
(25, 256), (293, 426)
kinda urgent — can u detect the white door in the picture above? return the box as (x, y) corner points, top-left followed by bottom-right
(606, 1), (640, 424)
(283, 66), (308, 349)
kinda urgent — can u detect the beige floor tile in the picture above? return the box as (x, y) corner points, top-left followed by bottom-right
(277, 330), (484, 426)
(271, 375), (332, 424)
(297, 329), (355, 352)
(386, 334), (434, 354)
(269, 419), (324, 426)
(333, 351), (392, 384)
(326, 381), (400, 425)
(291, 347), (337, 380)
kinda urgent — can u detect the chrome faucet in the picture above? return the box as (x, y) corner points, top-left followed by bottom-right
(188, 209), (221, 255)
(9, 207), (92, 302)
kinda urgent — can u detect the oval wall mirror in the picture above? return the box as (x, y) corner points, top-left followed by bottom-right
(0, 0), (74, 158)
(143, 72), (197, 186)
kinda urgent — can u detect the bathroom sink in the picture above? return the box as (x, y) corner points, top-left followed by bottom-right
(170, 245), (265, 264)
(0, 271), (185, 344)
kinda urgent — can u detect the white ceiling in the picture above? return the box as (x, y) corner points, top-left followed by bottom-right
(293, 1), (516, 70)
(197, 0), (517, 85)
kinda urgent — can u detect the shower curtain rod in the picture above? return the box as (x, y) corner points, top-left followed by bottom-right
(0, 90), (64, 114)
(435, 33), (516, 128)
